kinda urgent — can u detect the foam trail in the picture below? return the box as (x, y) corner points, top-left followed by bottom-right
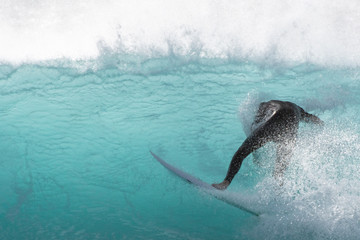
(248, 121), (360, 240)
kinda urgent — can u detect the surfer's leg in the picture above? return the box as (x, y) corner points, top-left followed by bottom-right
(273, 139), (295, 185)
(252, 150), (262, 166)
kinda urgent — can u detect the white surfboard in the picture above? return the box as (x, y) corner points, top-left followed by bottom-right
(150, 151), (260, 217)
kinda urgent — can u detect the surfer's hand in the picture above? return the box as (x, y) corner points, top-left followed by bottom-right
(212, 180), (230, 190)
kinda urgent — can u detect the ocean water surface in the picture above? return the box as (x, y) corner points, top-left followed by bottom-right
(1, 1), (360, 239)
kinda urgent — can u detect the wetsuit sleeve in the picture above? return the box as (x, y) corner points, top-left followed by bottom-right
(224, 133), (266, 183)
(299, 108), (323, 125)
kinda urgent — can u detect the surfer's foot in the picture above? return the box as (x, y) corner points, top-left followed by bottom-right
(212, 180), (230, 190)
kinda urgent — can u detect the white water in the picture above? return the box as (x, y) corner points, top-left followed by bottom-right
(1, 0), (360, 66)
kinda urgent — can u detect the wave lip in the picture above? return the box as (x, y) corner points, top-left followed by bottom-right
(1, 0), (360, 67)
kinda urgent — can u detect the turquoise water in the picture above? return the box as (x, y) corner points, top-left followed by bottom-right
(1, 60), (360, 239)
(1, 1), (360, 239)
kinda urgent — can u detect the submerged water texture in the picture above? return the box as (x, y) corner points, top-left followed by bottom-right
(1, 59), (360, 240)
(2, 0), (360, 239)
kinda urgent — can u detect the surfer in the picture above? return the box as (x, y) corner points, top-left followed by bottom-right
(212, 100), (323, 190)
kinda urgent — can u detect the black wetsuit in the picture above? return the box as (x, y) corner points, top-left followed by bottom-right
(224, 100), (322, 184)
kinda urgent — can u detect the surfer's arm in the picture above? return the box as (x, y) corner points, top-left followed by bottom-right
(212, 132), (265, 190)
(212, 144), (250, 190)
(300, 108), (324, 125)
(212, 146), (247, 190)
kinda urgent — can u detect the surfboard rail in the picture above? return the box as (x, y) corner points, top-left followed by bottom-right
(150, 151), (260, 217)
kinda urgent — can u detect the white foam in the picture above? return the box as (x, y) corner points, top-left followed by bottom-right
(247, 119), (360, 239)
(1, 0), (360, 66)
